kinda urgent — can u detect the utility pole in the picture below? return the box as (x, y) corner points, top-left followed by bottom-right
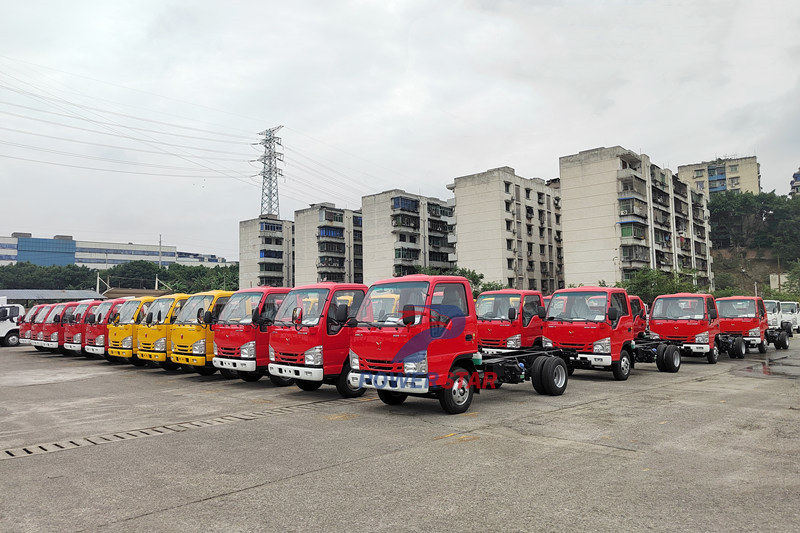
(158, 234), (162, 268)
(255, 126), (284, 216)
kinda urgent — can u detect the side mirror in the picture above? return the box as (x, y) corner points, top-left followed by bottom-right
(113, 312), (120, 324)
(74, 313), (81, 323)
(157, 310), (162, 324)
(537, 306), (546, 319)
(709, 309), (718, 320)
(54, 314), (61, 324)
(87, 314), (96, 324)
(607, 307), (619, 321)
(334, 304), (349, 323)
(402, 304), (416, 326)
(203, 310), (213, 324)
(507, 307), (517, 322)
(346, 316), (357, 327)
(292, 307), (303, 325)
(252, 308), (262, 325)
(146, 312), (153, 325)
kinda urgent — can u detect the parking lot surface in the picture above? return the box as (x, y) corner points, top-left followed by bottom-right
(1, 345), (799, 532)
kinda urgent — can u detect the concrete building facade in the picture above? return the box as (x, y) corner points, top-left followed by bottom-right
(789, 167), (800, 197)
(559, 147), (713, 288)
(238, 216), (294, 289)
(0, 233), (227, 269)
(677, 156), (760, 195)
(446, 167), (564, 294)
(361, 190), (455, 285)
(293, 203), (363, 286)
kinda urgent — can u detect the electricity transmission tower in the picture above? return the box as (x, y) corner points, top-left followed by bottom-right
(256, 126), (284, 216)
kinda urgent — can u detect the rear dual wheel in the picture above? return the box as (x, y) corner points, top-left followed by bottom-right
(656, 345), (681, 373)
(531, 356), (568, 395)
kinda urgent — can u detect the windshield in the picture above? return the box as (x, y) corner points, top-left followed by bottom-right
(764, 301), (779, 314)
(476, 294), (519, 320)
(71, 303), (91, 322)
(92, 301), (114, 323)
(117, 300), (143, 324)
(651, 297), (705, 320)
(23, 306), (39, 322)
(175, 295), (214, 324)
(147, 298), (176, 324)
(218, 292), (269, 324)
(34, 307), (52, 323)
(546, 291), (608, 321)
(46, 305), (66, 323)
(274, 289), (330, 326)
(717, 299), (756, 319)
(356, 282), (428, 326)
(781, 302), (796, 314)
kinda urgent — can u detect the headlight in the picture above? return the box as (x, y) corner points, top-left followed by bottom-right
(241, 341), (256, 359)
(96, 335), (105, 346)
(768, 317), (778, 326)
(694, 331), (709, 344)
(748, 327), (760, 336)
(506, 334), (522, 348)
(349, 349), (359, 371)
(154, 337), (166, 351)
(73, 333), (81, 344)
(650, 333), (660, 340)
(403, 351), (428, 374)
(37, 332), (43, 340)
(50, 332), (58, 341)
(304, 345), (323, 366)
(25, 331), (31, 338)
(122, 336), (132, 349)
(542, 336), (553, 348)
(192, 339), (206, 354)
(213, 341), (218, 356)
(593, 337), (611, 353)
(268, 344), (275, 361)
(171, 341), (175, 352)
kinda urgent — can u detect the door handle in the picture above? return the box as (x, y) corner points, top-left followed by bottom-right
(465, 334), (473, 341)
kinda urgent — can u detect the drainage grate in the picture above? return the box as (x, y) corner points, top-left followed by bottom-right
(1, 396), (374, 460)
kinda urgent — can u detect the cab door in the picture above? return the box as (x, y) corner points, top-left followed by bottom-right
(609, 292), (633, 356)
(706, 296), (720, 345)
(757, 299), (768, 337)
(324, 288), (365, 375)
(521, 294), (543, 346)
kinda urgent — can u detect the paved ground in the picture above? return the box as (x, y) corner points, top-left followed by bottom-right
(1, 344), (798, 532)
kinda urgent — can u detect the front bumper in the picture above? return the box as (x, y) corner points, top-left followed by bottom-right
(137, 350), (167, 362)
(744, 336), (761, 347)
(39, 341), (58, 349)
(269, 363), (323, 381)
(348, 371), (429, 393)
(682, 343), (710, 354)
(64, 342), (82, 352)
(568, 352), (612, 367)
(86, 345), (105, 355)
(213, 357), (257, 372)
(108, 348), (133, 358)
(172, 354), (208, 367)
(20, 338), (31, 345)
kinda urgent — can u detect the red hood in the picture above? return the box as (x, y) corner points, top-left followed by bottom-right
(650, 319), (709, 339)
(719, 317), (759, 335)
(543, 320), (611, 351)
(477, 320), (517, 341)
(213, 324), (258, 349)
(269, 324), (320, 354)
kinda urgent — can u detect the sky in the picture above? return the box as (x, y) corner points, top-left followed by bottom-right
(1, 0), (798, 261)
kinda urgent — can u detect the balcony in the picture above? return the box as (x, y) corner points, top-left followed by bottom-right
(652, 209), (671, 228)
(621, 245), (650, 266)
(671, 177), (688, 198)
(618, 168), (642, 180)
(618, 176), (648, 200)
(652, 176), (669, 193)
(652, 190), (670, 207)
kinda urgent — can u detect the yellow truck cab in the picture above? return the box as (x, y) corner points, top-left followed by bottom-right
(169, 290), (234, 375)
(136, 293), (190, 370)
(108, 296), (156, 365)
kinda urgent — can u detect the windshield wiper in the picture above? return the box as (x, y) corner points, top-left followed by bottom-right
(357, 320), (383, 327)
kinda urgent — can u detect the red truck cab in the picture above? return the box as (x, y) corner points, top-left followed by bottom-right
(648, 293), (720, 364)
(63, 300), (103, 355)
(715, 296), (781, 357)
(35, 303), (70, 352)
(629, 295), (647, 338)
(19, 304), (45, 346)
(84, 298), (127, 358)
(268, 283), (367, 397)
(542, 286), (636, 380)
(30, 304), (55, 351)
(475, 289), (544, 349)
(211, 287), (291, 383)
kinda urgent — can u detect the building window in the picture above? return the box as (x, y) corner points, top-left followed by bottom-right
(527, 243), (534, 253)
(429, 251), (449, 262)
(399, 234), (406, 242)
(525, 188), (531, 199)
(505, 200), (511, 212)
(539, 244), (545, 254)
(319, 227), (344, 238)
(729, 164), (738, 173)
(507, 258), (514, 269)
(526, 224), (533, 236)
(693, 169), (704, 178)
(506, 239), (513, 250)
(260, 222), (283, 232)
(505, 220), (512, 231)
(504, 182), (511, 194)
(696, 181), (705, 190)
(391, 196), (419, 212)
(409, 235), (417, 244)
(260, 250), (283, 259)
(555, 214), (561, 224)
(353, 216), (362, 226)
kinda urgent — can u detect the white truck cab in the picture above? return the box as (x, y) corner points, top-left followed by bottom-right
(764, 300), (793, 336)
(0, 304), (25, 347)
(780, 301), (800, 333)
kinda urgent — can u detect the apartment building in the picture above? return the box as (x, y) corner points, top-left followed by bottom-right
(559, 147), (713, 289)
(238, 215), (294, 289)
(677, 156), (760, 195)
(361, 190), (455, 285)
(293, 203), (363, 286)
(446, 167), (564, 294)
(790, 167), (800, 197)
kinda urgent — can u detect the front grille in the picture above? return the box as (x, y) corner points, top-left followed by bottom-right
(173, 344), (192, 355)
(139, 342), (155, 351)
(217, 346), (240, 357)
(361, 358), (403, 373)
(276, 352), (304, 365)
(110, 340), (122, 348)
(65, 335), (74, 343)
(479, 339), (505, 348)
(662, 335), (693, 343)
(559, 342), (592, 352)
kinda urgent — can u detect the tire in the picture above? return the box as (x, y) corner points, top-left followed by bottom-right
(612, 350), (632, 381)
(335, 362), (365, 398)
(656, 344), (667, 372)
(4, 333), (20, 347)
(541, 357), (568, 396)
(780, 331), (789, 350)
(438, 367), (474, 414)
(729, 337), (744, 359)
(268, 374), (294, 386)
(180, 365), (195, 373)
(220, 369), (239, 379)
(377, 389), (408, 405)
(296, 379), (323, 391)
(663, 345), (681, 373)
(194, 366), (217, 376)
(34, 346), (48, 352)
(240, 370), (264, 382)
(530, 356), (548, 394)
(130, 356), (147, 367)
(707, 345), (719, 364)
(160, 360), (180, 371)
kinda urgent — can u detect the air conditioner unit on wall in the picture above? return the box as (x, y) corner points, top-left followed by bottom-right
(620, 210), (628, 215)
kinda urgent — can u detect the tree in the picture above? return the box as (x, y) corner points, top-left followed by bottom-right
(414, 265), (506, 298)
(619, 268), (696, 305)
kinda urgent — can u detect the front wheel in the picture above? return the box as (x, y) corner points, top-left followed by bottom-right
(707, 345), (719, 364)
(240, 370), (264, 382)
(130, 356), (147, 367)
(438, 367), (474, 414)
(220, 369), (239, 379)
(377, 390), (408, 405)
(4, 333), (20, 347)
(194, 366), (217, 376)
(268, 374), (294, 386)
(296, 379), (323, 391)
(612, 350), (632, 381)
(335, 362), (365, 398)
(160, 360), (180, 371)
(779, 331), (790, 350)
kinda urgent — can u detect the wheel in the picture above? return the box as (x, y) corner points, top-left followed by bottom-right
(268, 374), (294, 386)
(655, 344), (667, 372)
(377, 390), (408, 405)
(438, 367), (474, 414)
(220, 369), (239, 379)
(194, 366), (217, 376)
(34, 346), (48, 352)
(707, 345), (719, 364)
(758, 340), (767, 354)
(530, 356), (548, 394)
(180, 365), (196, 373)
(663, 345), (681, 373)
(335, 362), (365, 398)
(779, 331), (789, 350)
(4, 333), (20, 347)
(296, 379), (323, 391)
(130, 356), (147, 367)
(160, 361), (180, 371)
(612, 350), (632, 381)
(541, 357), (568, 396)
(240, 370), (264, 382)
(729, 337), (744, 359)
